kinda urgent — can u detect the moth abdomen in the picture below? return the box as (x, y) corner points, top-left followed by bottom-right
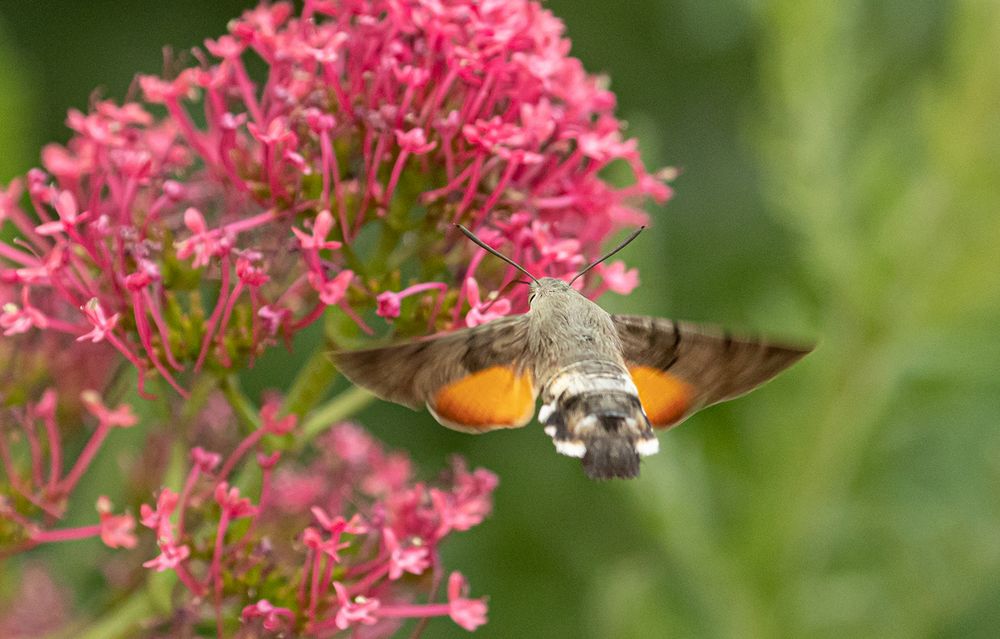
(548, 390), (656, 479)
(540, 361), (659, 479)
(582, 433), (641, 480)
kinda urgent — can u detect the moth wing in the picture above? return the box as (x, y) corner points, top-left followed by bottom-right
(613, 314), (811, 428)
(332, 315), (537, 433)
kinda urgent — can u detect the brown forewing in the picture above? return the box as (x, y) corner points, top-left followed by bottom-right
(612, 314), (812, 413)
(331, 315), (532, 409)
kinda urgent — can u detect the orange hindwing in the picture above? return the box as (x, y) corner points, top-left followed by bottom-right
(429, 366), (536, 433)
(629, 365), (694, 428)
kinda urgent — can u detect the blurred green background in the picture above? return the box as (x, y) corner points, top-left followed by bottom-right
(2, 1), (998, 637)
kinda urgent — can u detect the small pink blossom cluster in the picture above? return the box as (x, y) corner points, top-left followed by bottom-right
(0, 0), (666, 398)
(2, 392), (494, 636)
(0, 389), (138, 556)
(139, 416), (493, 636)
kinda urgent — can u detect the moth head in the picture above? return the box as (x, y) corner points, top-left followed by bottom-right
(456, 223), (644, 301)
(528, 227), (648, 308)
(528, 277), (570, 306)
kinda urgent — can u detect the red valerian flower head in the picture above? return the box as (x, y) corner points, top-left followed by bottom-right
(1, 2), (670, 634)
(0, 0), (669, 398)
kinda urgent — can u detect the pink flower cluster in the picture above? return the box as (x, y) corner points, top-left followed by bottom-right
(0, 389), (138, 556)
(2, 389), (494, 635)
(137, 415), (494, 636)
(0, 0), (666, 397)
(0, 1), (667, 633)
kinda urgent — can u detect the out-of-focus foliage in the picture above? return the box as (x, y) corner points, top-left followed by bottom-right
(0, 22), (33, 182)
(1, 1), (997, 637)
(594, 2), (1000, 638)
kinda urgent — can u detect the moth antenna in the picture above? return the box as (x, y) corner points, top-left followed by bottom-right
(569, 226), (645, 286)
(455, 224), (538, 283)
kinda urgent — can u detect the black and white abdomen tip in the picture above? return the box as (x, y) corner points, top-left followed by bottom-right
(540, 362), (659, 479)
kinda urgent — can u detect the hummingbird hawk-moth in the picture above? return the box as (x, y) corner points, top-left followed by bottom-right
(333, 226), (811, 480)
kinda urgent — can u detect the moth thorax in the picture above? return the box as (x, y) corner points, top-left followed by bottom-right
(540, 360), (658, 479)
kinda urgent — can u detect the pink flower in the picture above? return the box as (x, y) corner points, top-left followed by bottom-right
(260, 398), (297, 435)
(81, 390), (138, 428)
(204, 34), (246, 60)
(248, 116), (294, 147)
(312, 507), (367, 536)
(383, 528), (431, 580)
(258, 305), (291, 335)
(330, 422), (377, 464)
(235, 255), (269, 287)
(96, 496), (137, 549)
(138, 73), (193, 103)
(142, 542), (191, 572)
(376, 291), (403, 319)
(292, 209), (341, 251)
(305, 508), (366, 563)
(375, 282), (448, 321)
(448, 572), (489, 631)
(38, 389), (499, 635)
(77, 298), (120, 343)
(308, 269), (354, 306)
(303, 526), (349, 562)
(271, 472), (327, 512)
(333, 582), (380, 630)
(175, 207), (226, 268)
(395, 128), (437, 155)
(34, 190), (89, 236)
(191, 447), (222, 473)
(256, 451), (281, 470)
(363, 452), (413, 496)
(241, 599), (295, 632)
(433, 461), (499, 535)
(139, 488), (179, 537)
(598, 260), (640, 295)
(214, 482), (258, 519)
(463, 277), (511, 328)
(0, 0), (666, 397)
(0, 300), (47, 336)
(0, 0), (675, 629)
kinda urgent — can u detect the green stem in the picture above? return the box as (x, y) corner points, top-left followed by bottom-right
(299, 386), (375, 448)
(219, 374), (260, 433)
(180, 374), (219, 422)
(369, 222), (402, 277)
(281, 350), (339, 417)
(53, 587), (155, 639)
(338, 241), (367, 278)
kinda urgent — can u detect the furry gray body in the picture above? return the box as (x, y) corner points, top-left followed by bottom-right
(525, 279), (655, 478)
